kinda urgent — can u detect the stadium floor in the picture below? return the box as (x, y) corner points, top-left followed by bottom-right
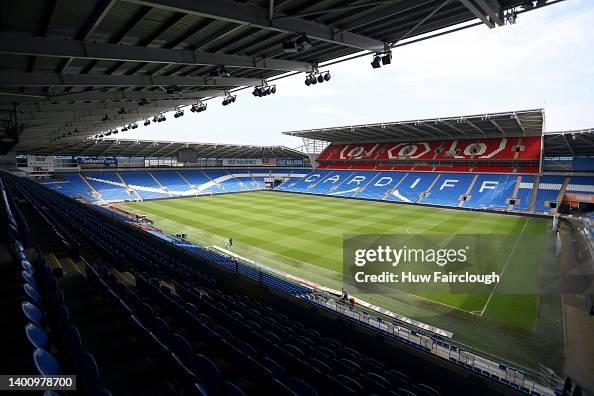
(121, 191), (565, 372)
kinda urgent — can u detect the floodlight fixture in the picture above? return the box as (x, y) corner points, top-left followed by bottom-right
(371, 55), (382, 69)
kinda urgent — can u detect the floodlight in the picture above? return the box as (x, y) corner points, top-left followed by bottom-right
(371, 55), (381, 69)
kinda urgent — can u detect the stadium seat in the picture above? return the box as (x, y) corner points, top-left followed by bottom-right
(261, 356), (286, 379)
(23, 283), (42, 307)
(287, 378), (320, 396)
(169, 333), (193, 364)
(396, 389), (418, 396)
(25, 323), (49, 349)
(79, 351), (101, 389)
(192, 354), (222, 393)
(33, 348), (60, 375)
(22, 270), (37, 288)
(222, 381), (248, 396)
(66, 325), (82, 362)
(414, 383), (441, 396)
(22, 301), (44, 327)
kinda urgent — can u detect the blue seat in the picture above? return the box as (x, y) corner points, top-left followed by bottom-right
(335, 375), (363, 393)
(137, 303), (154, 322)
(67, 325), (82, 358)
(170, 333), (193, 364)
(22, 260), (34, 274)
(385, 369), (412, 387)
(25, 323), (49, 349)
(22, 301), (44, 327)
(327, 375), (357, 395)
(285, 344), (305, 359)
(185, 303), (200, 317)
(57, 305), (70, 327)
(222, 381), (247, 396)
(261, 357), (285, 379)
(125, 291), (141, 308)
(151, 317), (171, 342)
(161, 285), (172, 296)
(414, 383), (440, 396)
(80, 351), (100, 389)
(287, 378), (319, 396)
(236, 340), (257, 357)
(396, 389), (418, 396)
(193, 383), (209, 396)
(22, 270), (37, 288)
(192, 354), (221, 393)
(307, 358), (330, 375)
(198, 313), (214, 328)
(214, 325), (233, 340)
(24, 283), (42, 306)
(33, 348), (60, 375)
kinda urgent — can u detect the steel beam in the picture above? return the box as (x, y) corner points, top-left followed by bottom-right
(475, 0), (504, 26)
(8, 99), (196, 113)
(0, 72), (262, 88)
(0, 34), (314, 72)
(0, 89), (225, 103)
(458, 0), (502, 28)
(121, 0), (386, 51)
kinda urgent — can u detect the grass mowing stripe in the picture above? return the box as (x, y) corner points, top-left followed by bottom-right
(123, 191), (549, 331)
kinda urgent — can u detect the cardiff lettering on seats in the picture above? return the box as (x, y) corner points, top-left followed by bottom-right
(440, 179), (459, 190)
(304, 174), (322, 183)
(479, 181), (499, 192)
(348, 175), (368, 185)
(374, 177), (394, 187)
(324, 174), (342, 183)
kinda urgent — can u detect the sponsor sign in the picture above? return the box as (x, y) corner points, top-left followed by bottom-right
(222, 158), (262, 166)
(563, 193), (594, 203)
(277, 158), (305, 166)
(77, 157), (118, 168)
(26, 155), (55, 172)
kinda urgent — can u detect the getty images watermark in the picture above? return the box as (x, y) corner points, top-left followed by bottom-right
(351, 243), (502, 285)
(342, 234), (591, 295)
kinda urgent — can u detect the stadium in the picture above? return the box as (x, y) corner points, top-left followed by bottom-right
(1, 1), (593, 396)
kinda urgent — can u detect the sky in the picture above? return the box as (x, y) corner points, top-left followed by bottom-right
(123, 0), (594, 149)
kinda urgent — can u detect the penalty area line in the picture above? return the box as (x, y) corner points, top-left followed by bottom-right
(479, 218), (529, 317)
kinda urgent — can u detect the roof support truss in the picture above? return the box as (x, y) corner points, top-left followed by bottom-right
(0, 72), (262, 88)
(458, 0), (503, 28)
(0, 34), (314, 73)
(121, 0), (386, 52)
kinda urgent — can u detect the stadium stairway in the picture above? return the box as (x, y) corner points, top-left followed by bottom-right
(79, 173), (102, 200)
(116, 171), (140, 200)
(149, 171), (169, 191)
(527, 175), (540, 212)
(508, 176), (523, 211)
(553, 177), (571, 214)
(177, 171), (196, 190)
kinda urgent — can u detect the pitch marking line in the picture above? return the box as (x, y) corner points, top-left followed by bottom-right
(479, 218), (529, 317)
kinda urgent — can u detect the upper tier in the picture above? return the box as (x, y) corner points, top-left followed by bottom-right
(318, 136), (541, 162)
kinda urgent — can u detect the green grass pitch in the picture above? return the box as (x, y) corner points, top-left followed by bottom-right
(123, 191), (550, 335)
(122, 191), (567, 369)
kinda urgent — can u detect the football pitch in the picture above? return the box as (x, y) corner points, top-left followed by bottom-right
(122, 191), (564, 369)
